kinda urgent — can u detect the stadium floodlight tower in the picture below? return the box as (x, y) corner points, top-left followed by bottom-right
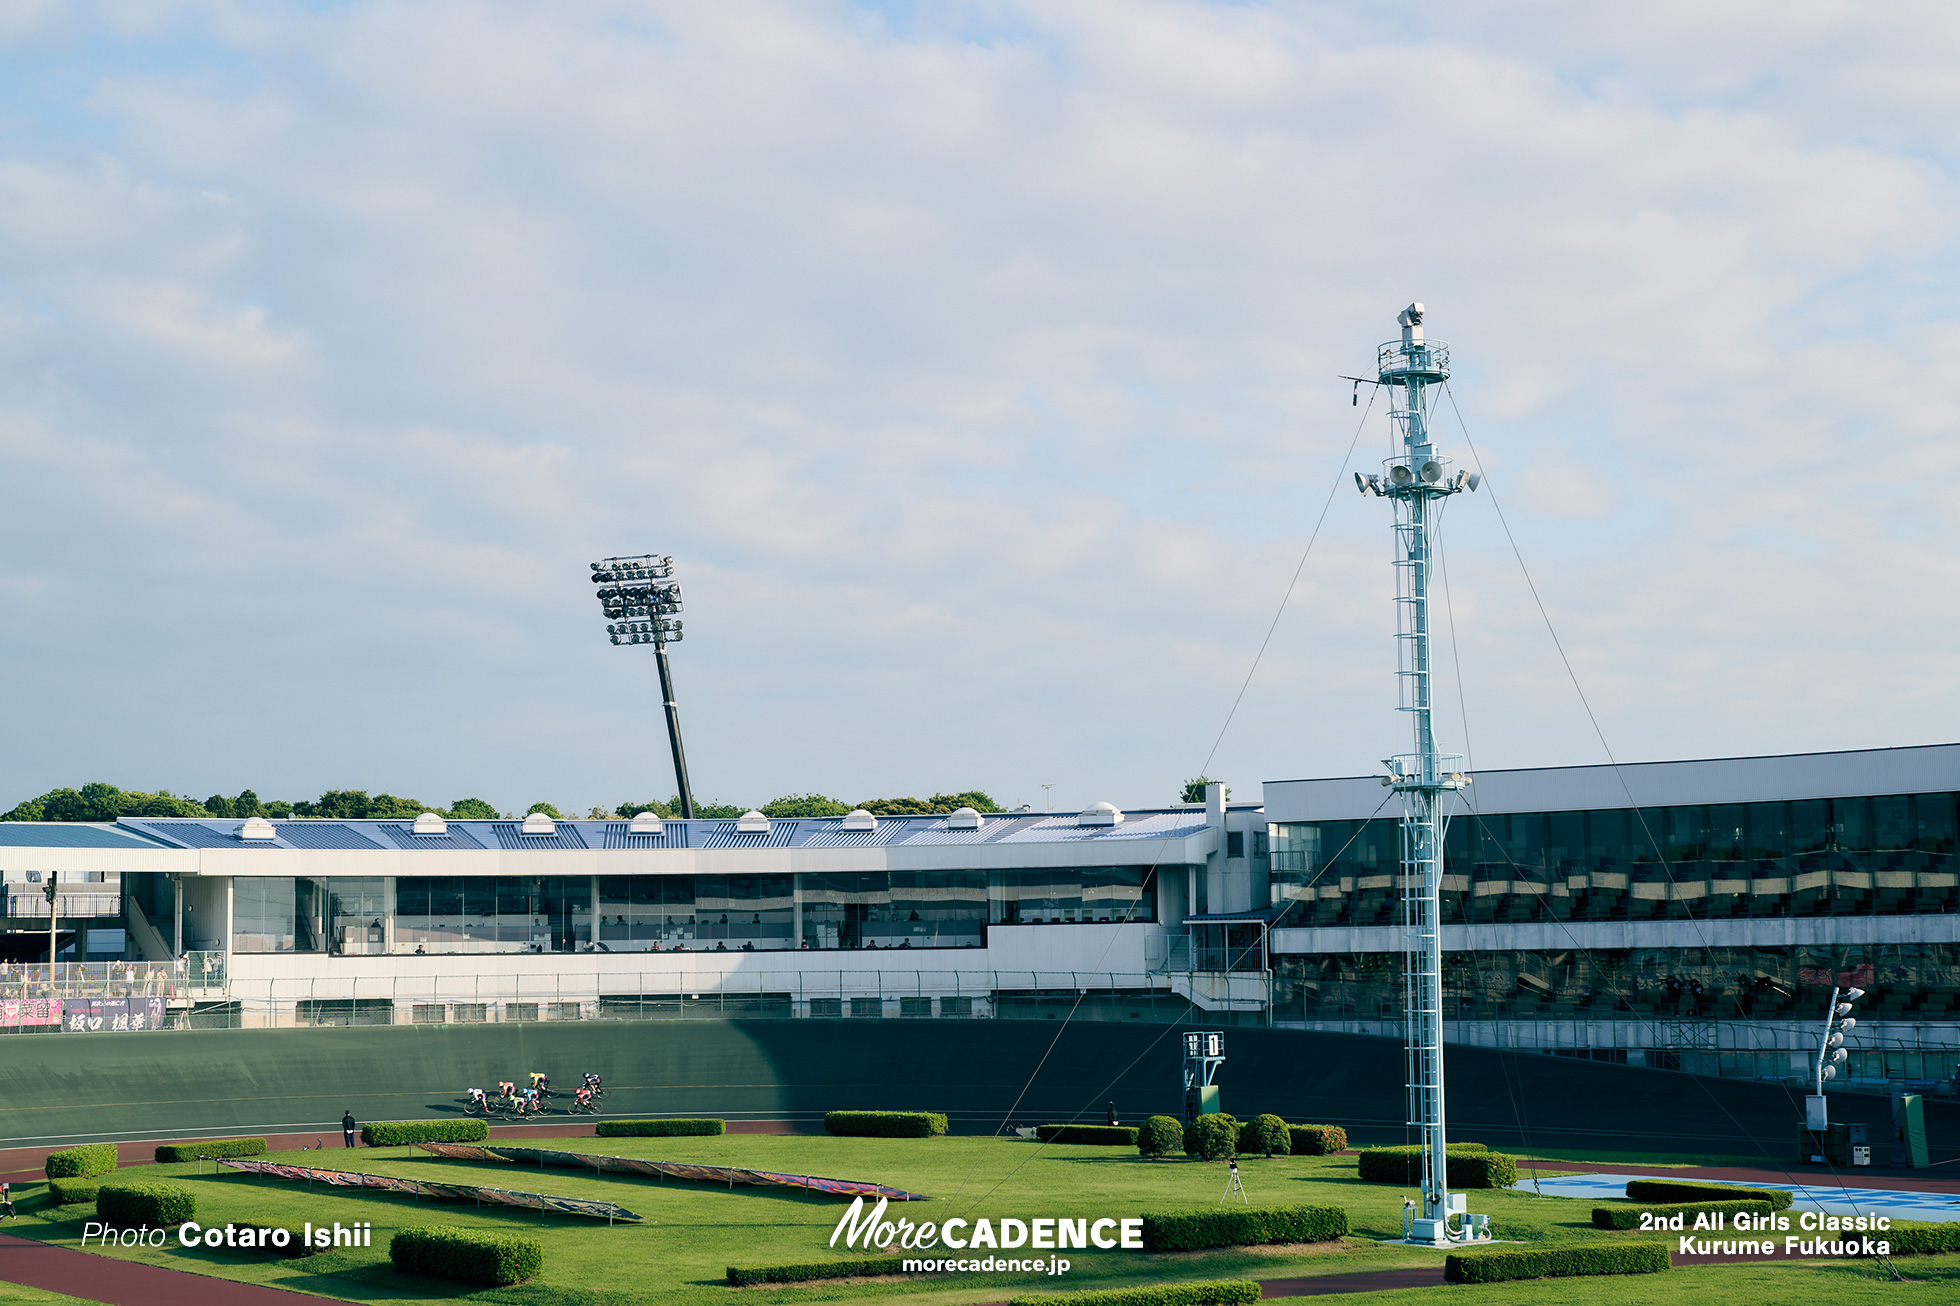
(1355, 304), (1487, 1246)
(592, 554), (696, 819)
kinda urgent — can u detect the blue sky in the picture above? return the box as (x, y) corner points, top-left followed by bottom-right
(0, 1), (1955, 816)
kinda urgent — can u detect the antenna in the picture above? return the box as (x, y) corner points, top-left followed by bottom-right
(1362, 304), (1488, 1247)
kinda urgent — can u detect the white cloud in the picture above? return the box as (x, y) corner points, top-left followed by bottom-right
(0, 1), (1954, 813)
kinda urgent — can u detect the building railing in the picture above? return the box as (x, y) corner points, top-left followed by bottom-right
(0, 953), (227, 1001)
(2, 892), (124, 920)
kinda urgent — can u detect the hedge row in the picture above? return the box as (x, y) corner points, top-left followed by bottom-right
(1006, 1282), (1261, 1306)
(390, 1226), (543, 1286)
(1139, 1205), (1349, 1253)
(45, 1143), (117, 1179)
(1287, 1125), (1347, 1156)
(98, 1181), (197, 1227)
(1183, 1115), (1239, 1161)
(823, 1111), (948, 1138)
(360, 1119), (490, 1147)
(1623, 1179), (1793, 1211)
(1138, 1116), (1184, 1158)
(1355, 1146), (1516, 1189)
(50, 1180), (100, 1206)
(1444, 1242), (1672, 1284)
(726, 1257), (904, 1286)
(1592, 1200), (1771, 1230)
(1887, 1223), (1960, 1255)
(1036, 1125), (1139, 1145)
(155, 1138), (266, 1163)
(595, 1118), (725, 1138)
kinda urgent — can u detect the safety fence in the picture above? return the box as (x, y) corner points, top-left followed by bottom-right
(0, 953), (228, 1004)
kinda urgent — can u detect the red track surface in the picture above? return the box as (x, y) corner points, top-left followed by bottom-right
(0, 1230), (345, 1306)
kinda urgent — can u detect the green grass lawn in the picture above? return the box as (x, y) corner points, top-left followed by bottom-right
(1, 1136), (1952, 1306)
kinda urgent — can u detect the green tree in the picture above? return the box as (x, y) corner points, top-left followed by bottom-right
(204, 794), (235, 818)
(233, 790), (267, 819)
(761, 793), (851, 818)
(302, 790), (372, 820)
(857, 796), (936, 815)
(1181, 777), (1229, 804)
(447, 797), (499, 820)
(78, 783), (124, 821)
(930, 790), (1002, 813)
(3, 799), (44, 822)
(694, 802), (748, 819)
(264, 799), (295, 818)
(526, 802), (565, 819)
(614, 800), (674, 819)
(39, 788), (87, 821)
(367, 794), (435, 820)
(117, 789), (210, 818)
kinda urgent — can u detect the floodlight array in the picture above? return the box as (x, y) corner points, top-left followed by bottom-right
(592, 555), (684, 639)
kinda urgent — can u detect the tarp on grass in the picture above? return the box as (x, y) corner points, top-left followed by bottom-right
(215, 1157), (641, 1221)
(414, 1142), (929, 1201)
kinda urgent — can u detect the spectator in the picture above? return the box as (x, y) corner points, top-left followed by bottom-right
(1107, 1100), (1119, 1127)
(342, 1110), (358, 1148)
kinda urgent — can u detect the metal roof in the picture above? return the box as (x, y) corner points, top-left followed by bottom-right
(99, 810), (1215, 853)
(0, 822), (173, 850)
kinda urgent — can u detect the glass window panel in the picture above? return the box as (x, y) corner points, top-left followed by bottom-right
(1707, 805), (1746, 861)
(1789, 800), (1831, 855)
(1746, 803), (1788, 859)
(1875, 796), (1912, 849)
(1914, 793), (1957, 854)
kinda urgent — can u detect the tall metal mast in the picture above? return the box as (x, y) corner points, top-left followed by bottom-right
(1356, 304), (1486, 1246)
(593, 554), (696, 819)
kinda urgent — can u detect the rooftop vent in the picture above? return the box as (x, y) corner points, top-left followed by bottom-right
(947, 807), (983, 831)
(628, 810), (663, 836)
(1077, 802), (1124, 828)
(520, 812), (556, 837)
(411, 812), (448, 836)
(238, 816), (277, 842)
(735, 810), (770, 834)
(841, 808), (878, 831)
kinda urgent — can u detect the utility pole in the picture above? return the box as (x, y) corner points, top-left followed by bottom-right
(44, 871), (57, 973)
(1355, 304), (1487, 1246)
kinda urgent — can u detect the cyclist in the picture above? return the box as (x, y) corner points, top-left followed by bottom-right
(497, 1079), (516, 1099)
(582, 1072), (603, 1098)
(466, 1087), (487, 1113)
(528, 1071), (550, 1097)
(573, 1086), (594, 1112)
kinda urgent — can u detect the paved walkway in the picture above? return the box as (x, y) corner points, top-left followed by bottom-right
(0, 1231), (350, 1306)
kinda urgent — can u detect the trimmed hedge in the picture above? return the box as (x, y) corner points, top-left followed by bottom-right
(1287, 1124), (1348, 1156)
(1888, 1222), (1960, 1255)
(1592, 1200), (1771, 1230)
(1244, 1115), (1290, 1158)
(1138, 1115), (1184, 1158)
(595, 1118), (725, 1138)
(155, 1138), (266, 1163)
(823, 1111), (948, 1138)
(360, 1119), (489, 1147)
(1007, 1282), (1261, 1306)
(1036, 1125), (1139, 1145)
(1139, 1204), (1349, 1252)
(390, 1226), (543, 1286)
(727, 1257), (904, 1286)
(1445, 1242), (1671, 1284)
(50, 1180), (100, 1206)
(1622, 1179), (1793, 1211)
(1183, 1114), (1239, 1161)
(97, 1181), (197, 1227)
(45, 1143), (117, 1180)
(1355, 1145), (1516, 1189)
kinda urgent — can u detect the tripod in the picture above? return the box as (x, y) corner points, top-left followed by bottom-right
(1220, 1160), (1248, 1204)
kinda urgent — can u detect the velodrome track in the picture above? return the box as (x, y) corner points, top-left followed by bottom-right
(2, 1020), (1952, 1161)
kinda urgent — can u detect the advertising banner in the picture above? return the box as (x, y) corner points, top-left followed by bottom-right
(64, 996), (165, 1033)
(0, 998), (62, 1028)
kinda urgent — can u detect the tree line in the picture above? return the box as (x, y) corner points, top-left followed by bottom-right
(2, 782), (1010, 824)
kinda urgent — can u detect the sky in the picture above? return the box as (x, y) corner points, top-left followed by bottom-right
(0, 1), (1955, 817)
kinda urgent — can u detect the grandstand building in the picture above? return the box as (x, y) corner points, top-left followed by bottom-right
(1, 743), (1955, 1096)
